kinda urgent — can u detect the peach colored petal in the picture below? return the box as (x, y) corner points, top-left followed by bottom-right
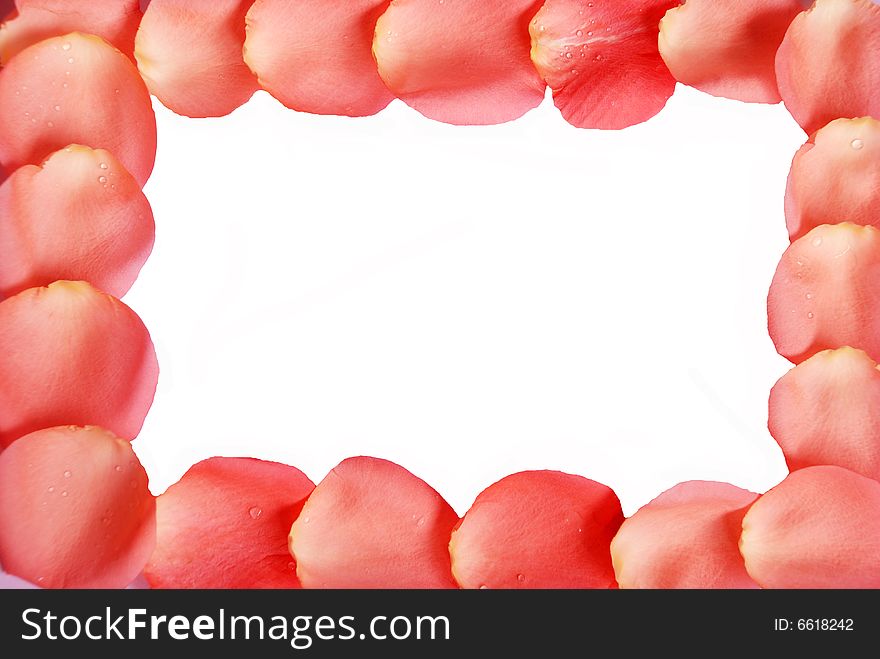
(0, 425), (155, 589)
(530, 0), (677, 129)
(373, 0), (546, 125)
(740, 465), (880, 588)
(769, 347), (880, 481)
(785, 117), (880, 241)
(776, 0), (880, 135)
(136, 0), (258, 118)
(611, 481), (759, 589)
(0, 145), (154, 299)
(244, 0), (392, 117)
(0, 32), (156, 186)
(450, 471), (623, 589)
(289, 457), (459, 588)
(145, 457), (314, 589)
(658, 0), (805, 104)
(767, 223), (880, 363)
(0, 281), (158, 448)
(0, 0), (141, 65)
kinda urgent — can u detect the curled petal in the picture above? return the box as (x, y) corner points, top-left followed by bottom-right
(373, 0), (546, 125)
(785, 117), (880, 241)
(768, 223), (880, 364)
(611, 481), (759, 589)
(776, 0), (880, 134)
(530, 0), (677, 129)
(658, 0), (805, 104)
(136, 0), (258, 118)
(0, 281), (158, 448)
(0, 145), (154, 299)
(769, 347), (880, 481)
(740, 465), (880, 588)
(244, 0), (392, 117)
(0, 0), (141, 65)
(0, 425), (155, 589)
(450, 471), (623, 589)
(0, 32), (156, 186)
(145, 457), (314, 589)
(290, 457), (459, 588)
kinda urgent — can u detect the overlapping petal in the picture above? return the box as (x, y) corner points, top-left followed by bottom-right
(530, 0), (678, 129)
(449, 471), (623, 588)
(145, 457), (314, 589)
(373, 0), (546, 125)
(136, 0), (258, 118)
(244, 0), (392, 117)
(289, 457), (459, 588)
(0, 281), (158, 448)
(0, 145), (154, 299)
(0, 32), (156, 186)
(0, 425), (155, 589)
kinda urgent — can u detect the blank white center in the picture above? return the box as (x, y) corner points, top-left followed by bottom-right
(128, 87), (802, 515)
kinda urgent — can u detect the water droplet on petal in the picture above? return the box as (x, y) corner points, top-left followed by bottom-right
(98, 175), (108, 184)
(851, 139), (864, 150)
(61, 43), (71, 51)
(517, 574), (525, 583)
(812, 237), (823, 247)
(63, 470), (71, 478)
(248, 506), (263, 519)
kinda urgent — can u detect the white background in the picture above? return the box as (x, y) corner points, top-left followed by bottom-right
(124, 85), (804, 518)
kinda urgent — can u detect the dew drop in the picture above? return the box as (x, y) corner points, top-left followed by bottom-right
(62, 43), (71, 51)
(63, 470), (71, 478)
(115, 465), (123, 472)
(805, 292), (813, 300)
(98, 175), (108, 184)
(517, 574), (525, 583)
(61, 491), (68, 497)
(46, 121), (54, 128)
(851, 139), (864, 150)
(479, 585), (489, 590)
(287, 561), (296, 571)
(67, 57), (74, 64)
(53, 104), (60, 111)
(576, 30), (583, 37)
(587, 31), (593, 36)
(47, 486), (55, 493)
(812, 237), (823, 247)
(249, 506), (263, 519)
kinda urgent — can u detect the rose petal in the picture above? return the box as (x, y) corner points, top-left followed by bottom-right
(0, 32), (156, 186)
(0, 145), (154, 299)
(776, 0), (880, 135)
(768, 223), (880, 363)
(450, 471), (623, 589)
(373, 0), (546, 125)
(769, 347), (880, 481)
(785, 117), (880, 241)
(244, 0), (392, 117)
(136, 0), (258, 118)
(740, 465), (880, 588)
(0, 0), (141, 65)
(530, 0), (678, 129)
(611, 481), (759, 589)
(289, 456), (459, 588)
(0, 425), (156, 589)
(658, 0), (805, 104)
(145, 457), (314, 589)
(0, 281), (158, 448)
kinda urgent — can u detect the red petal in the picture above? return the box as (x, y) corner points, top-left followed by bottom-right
(769, 347), (880, 481)
(136, 0), (258, 118)
(776, 0), (880, 135)
(290, 457), (459, 588)
(373, 0), (546, 125)
(0, 32), (156, 186)
(785, 117), (880, 241)
(611, 481), (759, 589)
(768, 223), (880, 363)
(0, 425), (155, 589)
(740, 465), (880, 588)
(145, 457), (314, 589)
(658, 0), (805, 104)
(0, 0), (141, 65)
(244, 0), (393, 117)
(530, 0), (677, 129)
(0, 281), (158, 448)
(450, 471), (623, 588)
(0, 145), (154, 299)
